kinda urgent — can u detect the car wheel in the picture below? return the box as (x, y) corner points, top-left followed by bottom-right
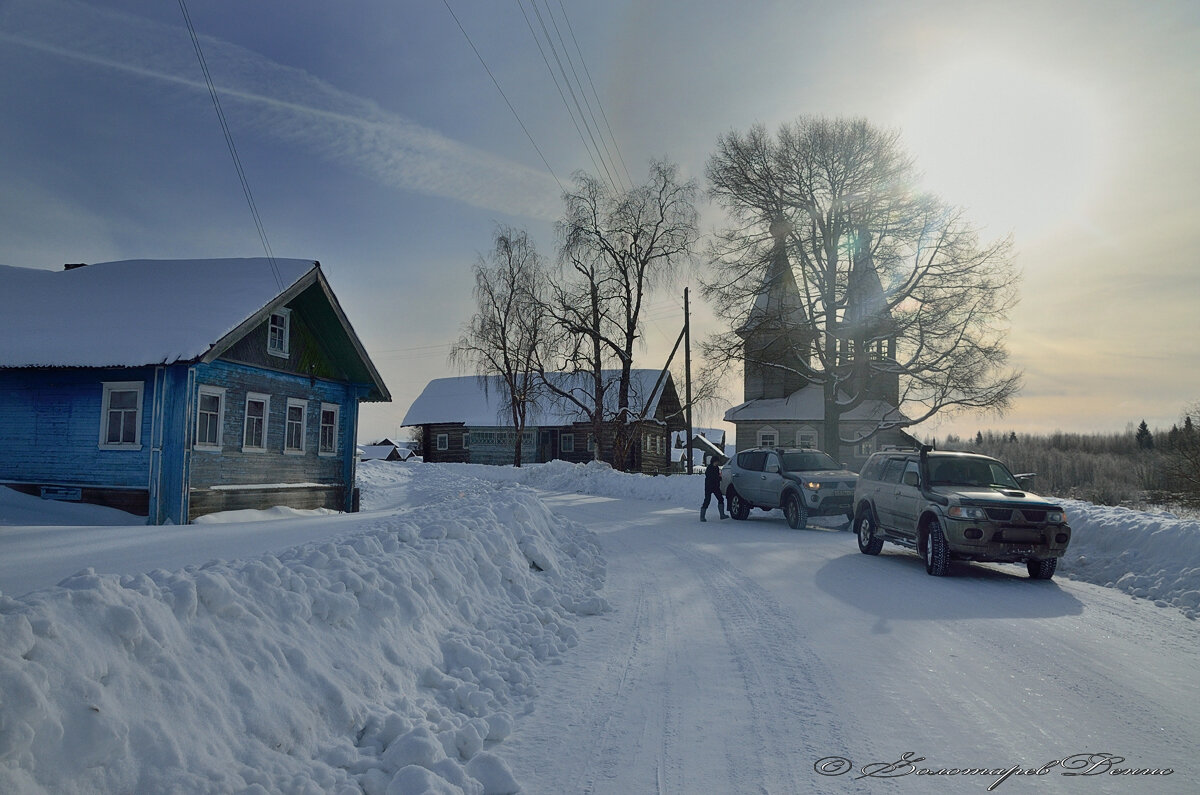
(924, 519), (950, 577)
(1027, 557), (1057, 580)
(728, 489), (750, 521)
(856, 508), (883, 555)
(784, 493), (808, 530)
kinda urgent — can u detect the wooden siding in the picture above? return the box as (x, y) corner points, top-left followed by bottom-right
(187, 359), (353, 491)
(188, 485), (346, 519)
(420, 423), (470, 464)
(220, 305), (348, 382)
(0, 366), (159, 490)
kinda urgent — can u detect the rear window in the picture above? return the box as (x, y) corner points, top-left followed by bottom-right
(737, 451), (767, 472)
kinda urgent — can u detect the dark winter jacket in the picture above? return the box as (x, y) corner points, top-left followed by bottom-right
(704, 462), (721, 493)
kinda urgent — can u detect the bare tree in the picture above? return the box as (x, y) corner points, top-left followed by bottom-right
(539, 159), (699, 469)
(704, 116), (1022, 452)
(449, 227), (547, 466)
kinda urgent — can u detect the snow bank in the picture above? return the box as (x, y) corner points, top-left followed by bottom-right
(391, 461), (1200, 620)
(1059, 499), (1200, 619)
(0, 468), (609, 794)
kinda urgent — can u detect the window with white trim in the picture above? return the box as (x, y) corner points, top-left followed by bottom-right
(436, 433), (449, 451)
(319, 403), (339, 456)
(243, 393), (270, 451)
(100, 381), (144, 449)
(195, 385), (225, 450)
(285, 398), (307, 453)
(560, 433), (575, 453)
(268, 309), (290, 357)
(757, 425), (778, 449)
(796, 427), (818, 450)
(462, 432), (471, 450)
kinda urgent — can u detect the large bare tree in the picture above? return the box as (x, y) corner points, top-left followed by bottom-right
(450, 227), (547, 466)
(539, 159), (699, 468)
(704, 116), (1022, 452)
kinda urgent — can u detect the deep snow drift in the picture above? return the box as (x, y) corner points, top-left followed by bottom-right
(0, 465), (608, 794)
(0, 459), (1197, 793)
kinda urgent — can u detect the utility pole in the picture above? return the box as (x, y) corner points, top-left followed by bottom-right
(684, 287), (693, 474)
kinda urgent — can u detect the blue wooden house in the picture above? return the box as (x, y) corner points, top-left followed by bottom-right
(0, 258), (390, 524)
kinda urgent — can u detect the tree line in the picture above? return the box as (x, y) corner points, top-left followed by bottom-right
(451, 116), (1022, 469)
(937, 412), (1200, 508)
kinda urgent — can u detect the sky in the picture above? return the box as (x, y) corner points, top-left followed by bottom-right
(2, 0), (1198, 443)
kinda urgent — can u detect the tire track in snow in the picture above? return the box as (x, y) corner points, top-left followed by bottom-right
(668, 542), (856, 794)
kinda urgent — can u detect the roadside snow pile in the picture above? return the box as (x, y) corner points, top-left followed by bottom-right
(393, 460), (1200, 619)
(378, 459), (703, 504)
(1059, 500), (1200, 619)
(0, 467), (608, 794)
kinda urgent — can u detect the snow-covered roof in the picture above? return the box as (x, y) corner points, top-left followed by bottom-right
(403, 371), (678, 428)
(724, 383), (909, 424)
(0, 258), (318, 368)
(671, 427), (726, 448)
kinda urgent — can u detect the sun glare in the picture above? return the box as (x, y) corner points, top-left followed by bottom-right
(898, 57), (1108, 241)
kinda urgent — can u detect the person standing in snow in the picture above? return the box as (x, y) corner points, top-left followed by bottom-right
(701, 456), (726, 521)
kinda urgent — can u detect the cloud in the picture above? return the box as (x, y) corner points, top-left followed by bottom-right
(0, 0), (561, 220)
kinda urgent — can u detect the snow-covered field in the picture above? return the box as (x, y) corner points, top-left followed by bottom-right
(1, 460), (1197, 793)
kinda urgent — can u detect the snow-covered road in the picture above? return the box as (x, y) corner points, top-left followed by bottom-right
(504, 491), (1195, 794)
(2, 462), (1196, 793)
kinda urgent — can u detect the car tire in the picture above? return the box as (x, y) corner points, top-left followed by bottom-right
(1027, 557), (1057, 580)
(784, 493), (808, 530)
(855, 507), (883, 555)
(924, 519), (950, 577)
(728, 489), (750, 521)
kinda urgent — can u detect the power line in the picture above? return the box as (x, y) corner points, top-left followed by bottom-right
(520, 0), (622, 193)
(441, 0), (566, 195)
(546, 0), (633, 188)
(515, 0), (613, 192)
(176, 0), (282, 291)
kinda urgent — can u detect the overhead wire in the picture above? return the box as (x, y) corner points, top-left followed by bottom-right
(520, 0), (622, 193)
(515, 0), (613, 192)
(545, 0), (633, 189)
(551, 0), (633, 188)
(441, 0), (566, 195)
(176, 0), (283, 291)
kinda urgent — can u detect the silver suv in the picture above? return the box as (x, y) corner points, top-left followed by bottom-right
(720, 448), (858, 529)
(852, 447), (1071, 578)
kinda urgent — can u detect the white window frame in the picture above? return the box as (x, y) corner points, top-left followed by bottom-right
(436, 433), (449, 451)
(586, 433), (596, 452)
(560, 433), (575, 453)
(99, 381), (144, 450)
(757, 425), (778, 449)
(267, 309), (291, 358)
(857, 437), (875, 457)
(462, 431), (471, 450)
(318, 403), (340, 456)
(243, 393), (271, 452)
(796, 427), (818, 450)
(195, 385), (226, 451)
(284, 398), (307, 454)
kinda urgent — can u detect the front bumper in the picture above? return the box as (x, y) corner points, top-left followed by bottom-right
(943, 518), (1072, 562)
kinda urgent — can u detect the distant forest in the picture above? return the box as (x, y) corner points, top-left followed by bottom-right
(931, 418), (1200, 513)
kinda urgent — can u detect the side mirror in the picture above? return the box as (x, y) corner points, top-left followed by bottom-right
(765, 459), (779, 473)
(902, 471), (920, 487)
(1015, 473), (1036, 490)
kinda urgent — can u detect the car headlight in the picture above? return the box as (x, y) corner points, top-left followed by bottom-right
(1047, 510), (1066, 524)
(804, 481), (822, 490)
(947, 505), (987, 520)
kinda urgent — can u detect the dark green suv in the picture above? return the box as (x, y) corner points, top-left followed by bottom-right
(852, 447), (1071, 578)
